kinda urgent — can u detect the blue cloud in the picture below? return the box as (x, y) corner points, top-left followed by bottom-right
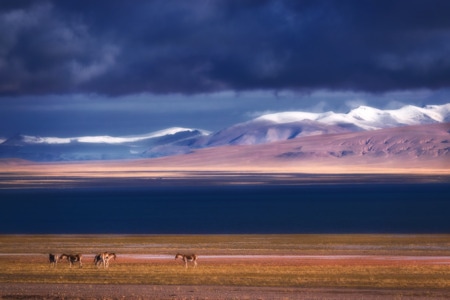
(1, 0), (450, 96)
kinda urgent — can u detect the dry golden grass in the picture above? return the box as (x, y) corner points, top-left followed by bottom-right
(1, 256), (450, 289)
(1, 234), (450, 290)
(1, 234), (450, 255)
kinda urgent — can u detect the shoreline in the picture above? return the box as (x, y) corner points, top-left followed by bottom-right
(1, 171), (449, 189)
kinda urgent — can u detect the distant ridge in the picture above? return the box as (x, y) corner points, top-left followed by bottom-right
(0, 103), (449, 162)
(2, 127), (209, 145)
(191, 103), (450, 147)
(256, 103), (450, 130)
(0, 128), (208, 161)
(137, 122), (450, 173)
(1, 123), (449, 174)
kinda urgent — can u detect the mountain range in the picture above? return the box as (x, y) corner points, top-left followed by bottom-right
(1, 103), (449, 163)
(136, 122), (450, 173)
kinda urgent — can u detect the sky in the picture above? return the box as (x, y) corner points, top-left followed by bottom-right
(1, 0), (450, 137)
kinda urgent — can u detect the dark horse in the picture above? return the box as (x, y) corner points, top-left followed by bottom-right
(48, 253), (59, 268)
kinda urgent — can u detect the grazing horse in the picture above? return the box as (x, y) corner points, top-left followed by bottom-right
(48, 253), (59, 268)
(60, 254), (83, 268)
(175, 253), (197, 268)
(94, 252), (116, 268)
(93, 252), (104, 268)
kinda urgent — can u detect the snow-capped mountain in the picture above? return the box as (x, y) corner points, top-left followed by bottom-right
(1, 103), (449, 161)
(4, 127), (209, 145)
(256, 103), (450, 130)
(0, 128), (208, 161)
(197, 103), (450, 147)
(135, 122), (450, 172)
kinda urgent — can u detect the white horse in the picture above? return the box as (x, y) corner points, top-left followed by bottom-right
(94, 252), (116, 268)
(60, 253), (83, 268)
(175, 253), (197, 268)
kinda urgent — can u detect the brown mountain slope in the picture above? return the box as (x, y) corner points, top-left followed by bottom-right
(1, 123), (449, 175)
(136, 122), (450, 173)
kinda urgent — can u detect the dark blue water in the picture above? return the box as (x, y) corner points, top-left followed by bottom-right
(1, 183), (450, 234)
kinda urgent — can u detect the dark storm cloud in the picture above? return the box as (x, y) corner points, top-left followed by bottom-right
(1, 0), (450, 96)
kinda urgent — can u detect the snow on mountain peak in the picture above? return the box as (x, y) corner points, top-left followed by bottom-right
(2, 103), (449, 162)
(424, 103), (450, 121)
(347, 106), (385, 120)
(19, 127), (209, 145)
(255, 103), (449, 130)
(256, 111), (321, 123)
(22, 135), (72, 144)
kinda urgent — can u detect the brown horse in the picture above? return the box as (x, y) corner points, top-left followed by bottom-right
(175, 253), (197, 268)
(94, 252), (116, 268)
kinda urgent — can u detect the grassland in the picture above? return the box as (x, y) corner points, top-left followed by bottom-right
(2, 257), (450, 289)
(2, 234), (450, 255)
(1, 234), (450, 291)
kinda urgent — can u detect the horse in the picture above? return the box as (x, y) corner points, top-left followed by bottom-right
(175, 253), (197, 268)
(94, 252), (116, 268)
(48, 253), (59, 268)
(60, 253), (83, 268)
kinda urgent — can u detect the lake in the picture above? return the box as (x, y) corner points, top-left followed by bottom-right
(1, 183), (450, 234)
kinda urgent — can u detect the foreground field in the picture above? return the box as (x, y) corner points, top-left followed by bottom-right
(1, 234), (450, 299)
